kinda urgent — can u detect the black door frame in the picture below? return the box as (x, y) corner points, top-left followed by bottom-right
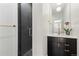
(18, 3), (21, 56)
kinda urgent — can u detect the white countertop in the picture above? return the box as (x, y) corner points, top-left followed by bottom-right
(47, 33), (78, 39)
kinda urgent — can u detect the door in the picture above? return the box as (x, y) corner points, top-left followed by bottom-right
(18, 3), (32, 56)
(48, 37), (65, 56)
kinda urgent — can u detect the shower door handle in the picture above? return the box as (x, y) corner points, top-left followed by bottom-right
(28, 27), (32, 37)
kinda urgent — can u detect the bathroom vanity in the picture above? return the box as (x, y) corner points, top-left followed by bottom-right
(47, 34), (77, 56)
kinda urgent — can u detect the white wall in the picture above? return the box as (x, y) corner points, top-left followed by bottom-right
(0, 3), (18, 56)
(0, 4), (17, 25)
(33, 3), (49, 56)
(42, 4), (53, 34)
(70, 3), (79, 56)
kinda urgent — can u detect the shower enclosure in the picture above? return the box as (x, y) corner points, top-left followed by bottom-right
(18, 3), (32, 56)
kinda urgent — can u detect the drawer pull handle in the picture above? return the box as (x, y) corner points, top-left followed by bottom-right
(65, 44), (70, 46)
(64, 50), (70, 52)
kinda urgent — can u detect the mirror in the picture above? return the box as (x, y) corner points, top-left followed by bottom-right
(51, 3), (71, 35)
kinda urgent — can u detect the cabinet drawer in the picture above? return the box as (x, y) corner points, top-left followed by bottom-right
(64, 38), (77, 56)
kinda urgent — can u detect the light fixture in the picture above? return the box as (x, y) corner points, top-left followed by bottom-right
(56, 7), (61, 12)
(56, 3), (62, 5)
(54, 20), (61, 23)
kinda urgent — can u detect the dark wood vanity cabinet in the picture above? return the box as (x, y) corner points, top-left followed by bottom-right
(47, 36), (77, 56)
